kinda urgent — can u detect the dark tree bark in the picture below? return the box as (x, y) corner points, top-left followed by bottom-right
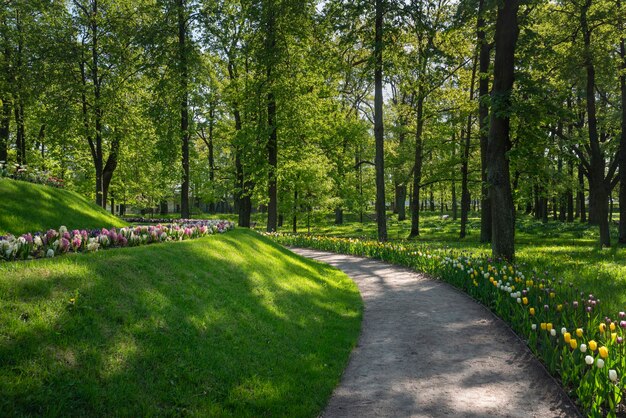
(409, 94), (425, 238)
(293, 189), (298, 233)
(266, 1), (278, 233)
(395, 183), (407, 221)
(374, 0), (387, 241)
(198, 103), (216, 213)
(461, 52), (478, 238)
(578, 164), (587, 222)
(0, 98), (9, 163)
(580, 0), (610, 246)
(477, 0), (492, 243)
(487, 0), (520, 261)
(178, 0), (190, 219)
(618, 0), (626, 242)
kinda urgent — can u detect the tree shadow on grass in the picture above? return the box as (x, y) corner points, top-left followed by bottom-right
(0, 230), (362, 417)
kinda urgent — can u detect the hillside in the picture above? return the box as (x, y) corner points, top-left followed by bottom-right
(0, 229), (362, 416)
(0, 178), (127, 235)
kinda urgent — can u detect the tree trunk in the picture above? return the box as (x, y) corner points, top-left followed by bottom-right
(429, 186), (435, 211)
(374, 0), (387, 242)
(487, 0), (520, 261)
(409, 95), (424, 238)
(578, 164), (587, 222)
(618, 0), (626, 242)
(293, 189), (298, 233)
(461, 52), (477, 238)
(266, 1), (278, 233)
(0, 98), (8, 163)
(208, 104), (216, 213)
(581, 0), (610, 246)
(396, 184), (406, 221)
(477, 0), (492, 243)
(178, 0), (190, 219)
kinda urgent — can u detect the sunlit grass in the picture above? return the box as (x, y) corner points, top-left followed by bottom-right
(0, 229), (362, 417)
(0, 178), (127, 235)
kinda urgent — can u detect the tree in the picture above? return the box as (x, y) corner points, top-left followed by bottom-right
(487, 0), (520, 260)
(374, 0), (388, 241)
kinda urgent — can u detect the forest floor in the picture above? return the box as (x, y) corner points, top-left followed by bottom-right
(291, 248), (579, 417)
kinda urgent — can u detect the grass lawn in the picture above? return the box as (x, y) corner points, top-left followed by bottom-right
(0, 178), (127, 235)
(0, 229), (362, 417)
(243, 210), (626, 314)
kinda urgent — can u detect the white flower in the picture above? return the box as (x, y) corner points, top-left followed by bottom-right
(483, 273), (489, 279)
(34, 236), (43, 246)
(597, 359), (605, 369)
(550, 329), (556, 337)
(59, 226), (67, 234)
(561, 327), (567, 335)
(580, 344), (587, 353)
(46, 249), (54, 258)
(531, 324), (537, 331)
(585, 355), (594, 365)
(609, 369), (618, 382)
(517, 298), (521, 304)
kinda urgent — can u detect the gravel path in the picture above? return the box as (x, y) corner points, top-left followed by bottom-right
(290, 248), (580, 418)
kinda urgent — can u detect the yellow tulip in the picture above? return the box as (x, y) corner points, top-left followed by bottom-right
(547, 323), (553, 332)
(576, 328), (583, 338)
(522, 297), (528, 305)
(564, 333), (571, 343)
(599, 323), (606, 333)
(611, 332), (617, 342)
(530, 308), (535, 316)
(557, 304), (563, 312)
(589, 340), (598, 351)
(570, 339), (578, 350)
(610, 323), (616, 332)
(549, 292), (555, 299)
(599, 346), (609, 359)
(540, 323), (547, 330)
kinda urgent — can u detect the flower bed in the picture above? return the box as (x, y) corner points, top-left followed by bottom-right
(267, 233), (624, 417)
(0, 162), (64, 188)
(0, 220), (234, 261)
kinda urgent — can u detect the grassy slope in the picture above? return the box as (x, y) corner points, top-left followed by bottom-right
(0, 178), (126, 235)
(0, 229), (362, 417)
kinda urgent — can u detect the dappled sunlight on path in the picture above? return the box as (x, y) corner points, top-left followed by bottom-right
(291, 248), (579, 418)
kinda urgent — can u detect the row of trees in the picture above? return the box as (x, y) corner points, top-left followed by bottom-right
(0, 0), (624, 260)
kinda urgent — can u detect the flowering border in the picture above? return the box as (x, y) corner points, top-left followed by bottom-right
(266, 233), (624, 416)
(1, 220), (234, 261)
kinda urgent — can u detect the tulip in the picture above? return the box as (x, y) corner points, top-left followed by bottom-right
(546, 323), (553, 332)
(599, 346), (608, 359)
(599, 323), (606, 333)
(522, 297), (528, 305)
(618, 337), (624, 345)
(597, 358), (605, 369)
(561, 327), (567, 335)
(609, 369), (618, 382)
(589, 340), (597, 351)
(550, 329), (556, 337)
(564, 333), (571, 343)
(580, 344), (587, 353)
(569, 339), (577, 350)
(585, 355), (594, 365)
(610, 322), (616, 332)
(531, 324), (537, 331)
(611, 332), (617, 342)
(576, 328), (583, 338)
(540, 323), (547, 330)
(620, 312), (626, 319)
(529, 307), (535, 316)
(620, 321), (626, 329)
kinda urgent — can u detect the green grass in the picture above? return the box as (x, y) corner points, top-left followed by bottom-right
(0, 178), (127, 235)
(0, 229), (362, 417)
(253, 210), (626, 314)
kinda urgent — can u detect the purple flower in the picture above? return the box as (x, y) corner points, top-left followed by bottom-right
(587, 306), (593, 313)
(544, 305), (549, 311)
(620, 320), (626, 329)
(60, 238), (70, 253)
(620, 312), (626, 319)
(618, 337), (624, 345)
(573, 301), (579, 309)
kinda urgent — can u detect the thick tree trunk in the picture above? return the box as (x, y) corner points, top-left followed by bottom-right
(374, 0), (387, 242)
(487, 0), (520, 261)
(266, 2), (278, 233)
(478, 0), (492, 243)
(581, 0), (610, 246)
(396, 184), (407, 221)
(101, 137), (119, 209)
(178, 0), (190, 219)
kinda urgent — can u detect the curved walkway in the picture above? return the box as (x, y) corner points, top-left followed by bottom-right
(290, 248), (579, 418)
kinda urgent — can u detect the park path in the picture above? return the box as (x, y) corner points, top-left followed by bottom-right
(289, 248), (580, 418)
